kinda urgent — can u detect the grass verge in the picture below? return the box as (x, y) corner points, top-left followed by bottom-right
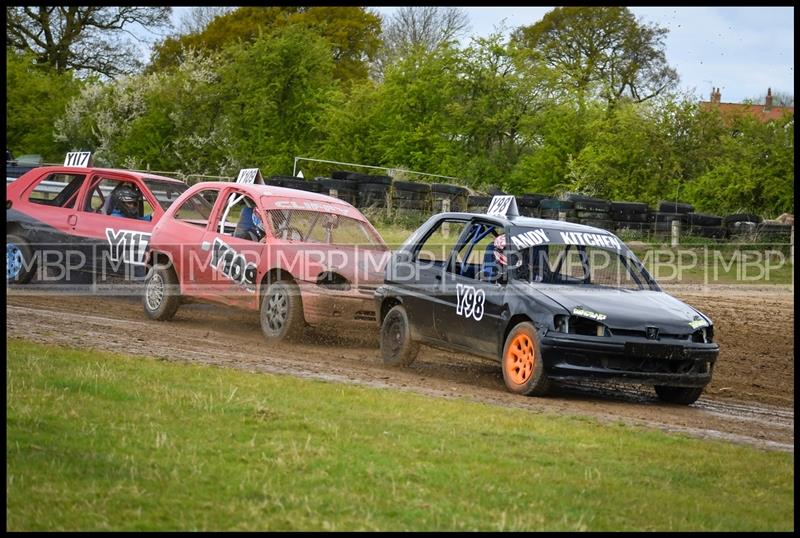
(6, 339), (794, 531)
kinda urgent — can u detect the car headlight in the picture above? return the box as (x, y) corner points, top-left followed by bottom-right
(554, 315), (610, 337)
(691, 325), (713, 343)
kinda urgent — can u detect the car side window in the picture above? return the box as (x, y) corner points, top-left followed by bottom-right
(414, 219), (467, 265)
(83, 178), (150, 221)
(214, 192), (264, 242)
(452, 222), (503, 280)
(27, 173), (86, 209)
(173, 189), (219, 228)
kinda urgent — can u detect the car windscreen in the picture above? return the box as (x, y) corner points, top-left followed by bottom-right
(265, 209), (385, 247)
(508, 226), (657, 290)
(143, 179), (189, 210)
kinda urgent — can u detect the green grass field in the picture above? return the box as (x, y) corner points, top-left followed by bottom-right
(6, 339), (794, 531)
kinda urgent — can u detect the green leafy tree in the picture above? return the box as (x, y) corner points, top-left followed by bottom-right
(218, 27), (339, 174)
(512, 7), (678, 109)
(450, 34), (552, 186)
(6, 51), (82, 161)
(685, 112), (794, 216)
(149, 7), (381, 84)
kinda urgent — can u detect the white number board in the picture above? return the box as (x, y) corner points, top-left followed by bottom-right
(486, 195), (519, 217)
(64, 152), (92, 167)
(236, 168), (263, 184)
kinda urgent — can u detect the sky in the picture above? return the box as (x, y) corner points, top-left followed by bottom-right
(166, 6), (794, 104)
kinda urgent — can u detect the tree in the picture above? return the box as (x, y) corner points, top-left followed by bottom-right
(375, 7), (470, 77)
(218, 27), (340, 174)
(6, 7), (172, 78)
(148, 7), (381, 83)
(512, 7), (678, 109)
(177, 7), (235, 34)
(6, 50), (82, 161)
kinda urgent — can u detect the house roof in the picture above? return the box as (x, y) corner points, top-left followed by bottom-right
(699, 101), (794, 123)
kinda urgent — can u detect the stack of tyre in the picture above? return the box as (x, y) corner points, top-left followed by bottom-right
(649, 201), (693, 234)
(564, 194), (613, 231)
(686, 212), (726, 239)
(538, 198), (575, 221)
(392, 181), (431, 212)
(722, 213), (762, 238)
(266, 175), (321, 193)
(756, 221), (793, 242)
(314, 171), (359, 206)
(609, 202), (650, 233)
(518, 193), (547, 217)
(430, 183), (468, 212)
(467, 195), (491, 213)
(324, 172), (392, 209)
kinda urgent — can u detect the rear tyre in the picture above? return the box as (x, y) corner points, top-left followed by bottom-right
(7, 234), (36, 285)
(143, 262), (181, 321)
(654, 385), (704, 405)
(260, 280), (305, 342)
(502, 322), (550, 396)
(381, 305), (419, 367)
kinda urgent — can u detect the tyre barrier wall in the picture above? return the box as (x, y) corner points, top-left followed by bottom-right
(7, 162), (788, 243)
(265, 173), (791, 242)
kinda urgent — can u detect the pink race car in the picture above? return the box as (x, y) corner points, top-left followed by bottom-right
(142, 181), (390, 341)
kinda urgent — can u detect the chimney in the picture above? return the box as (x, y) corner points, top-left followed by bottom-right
(710, 87), (721, 104)
(765, 87), (773, 111)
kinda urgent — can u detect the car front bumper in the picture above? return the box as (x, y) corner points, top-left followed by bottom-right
(540, 333), (719, 387)
(299, 283), (378, 326)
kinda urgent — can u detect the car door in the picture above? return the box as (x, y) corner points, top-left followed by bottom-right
(197, 187), (265, 309)
(10, 169), (89, 278)
(433, 219), (509, 356)
(160, 187), (223, 298)
(73, 173), (158, 281)
(398, 217), (469, 341)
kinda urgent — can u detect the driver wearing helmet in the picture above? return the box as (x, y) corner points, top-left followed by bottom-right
(110, 185), (149, 220)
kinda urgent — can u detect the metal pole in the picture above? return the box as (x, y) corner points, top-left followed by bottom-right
(293, 156), (466, 183)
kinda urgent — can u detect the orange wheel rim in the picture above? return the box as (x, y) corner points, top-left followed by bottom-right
(505, 333), (535, 385)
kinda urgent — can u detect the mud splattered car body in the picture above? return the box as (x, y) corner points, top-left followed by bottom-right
(6, 164), (188, 284)
(143, 182), (389, 340)
(375, 203), (720, 404)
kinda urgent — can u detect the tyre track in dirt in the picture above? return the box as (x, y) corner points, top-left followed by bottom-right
(6, 288), (793, 452)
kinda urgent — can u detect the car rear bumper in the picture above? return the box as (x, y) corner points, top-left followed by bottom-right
(540, 334), (719, 387)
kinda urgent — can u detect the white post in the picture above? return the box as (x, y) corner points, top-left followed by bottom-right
(441, 198), (451, 238)
(671, 219), (681, 247)
(558, 210), (566, 222)
(329, 188), (338, 199)
(791, 225), (794, 265)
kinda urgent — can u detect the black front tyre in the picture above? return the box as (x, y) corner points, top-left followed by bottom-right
(7, 233), (36, 285)
(380, 304), (420, 367)
(654, 385), (704, 405)
(143, 263), (181, 321)
(260, 280), (305, 342)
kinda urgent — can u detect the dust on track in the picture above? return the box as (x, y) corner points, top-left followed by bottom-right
(6, 284), (794, 452)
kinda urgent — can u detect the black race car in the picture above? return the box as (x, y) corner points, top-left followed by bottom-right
(375, 197), (719, 405)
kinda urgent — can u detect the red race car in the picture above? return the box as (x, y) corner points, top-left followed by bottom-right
(7, 155), (189, 284)
(142, 179), (390, 341)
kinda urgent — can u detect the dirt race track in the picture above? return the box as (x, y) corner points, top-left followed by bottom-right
(6, 283), (794, 452)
